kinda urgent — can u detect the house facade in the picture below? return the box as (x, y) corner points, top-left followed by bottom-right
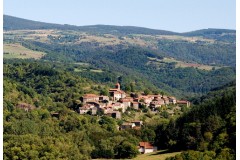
(132, 101), (139, 110)
(121, 122), (136, 130)
(177, 100), (191, 108)
(81, 94), (99, 103)
(138, 142), (157, 154)
(107, 111), (121, 119)
(109, 83), (126, 101)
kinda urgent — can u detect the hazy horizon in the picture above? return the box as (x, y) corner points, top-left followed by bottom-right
(4, 14), (236, 33)
(4, 0), (236, 32)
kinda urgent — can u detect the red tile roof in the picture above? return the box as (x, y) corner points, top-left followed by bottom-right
(148, 94), (161, 98)
(139, 142), (154, 149)
(177, 100), (189, 104)
(132, 101), (139, 104)
(83, 94), (99, 98)
(121, 99), (132, 102)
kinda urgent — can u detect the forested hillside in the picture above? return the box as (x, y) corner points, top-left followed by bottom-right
(3, 60), (140, 159)
(183, 28), (236, 42)
(3, 60), (236, 159)
(18, 40), (236, 98)
(156, 82), (236, 159)
(3, 15), (235, 98)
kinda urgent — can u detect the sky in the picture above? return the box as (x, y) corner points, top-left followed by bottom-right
(3, 0), (236, 33)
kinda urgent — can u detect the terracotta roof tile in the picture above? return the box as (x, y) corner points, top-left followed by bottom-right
(83, 94), (99, 98)
(139, 142), (154, 149)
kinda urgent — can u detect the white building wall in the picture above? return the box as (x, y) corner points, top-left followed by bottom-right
(144, 149), (154, 153)
(138, 147), (144, 153)
(123, 102), (131, 108)
(79, 109), (89, 114)
(121, 93), (126, 99)
(114, 93), (122, 101)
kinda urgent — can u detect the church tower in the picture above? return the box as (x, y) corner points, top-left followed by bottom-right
(115, 82), (120, 90)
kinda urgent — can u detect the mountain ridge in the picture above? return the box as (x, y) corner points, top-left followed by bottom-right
(4, 15), (235, 35)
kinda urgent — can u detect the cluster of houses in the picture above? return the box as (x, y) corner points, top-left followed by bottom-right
(14, 82), (191, 155)
(79, 83), (190, 119)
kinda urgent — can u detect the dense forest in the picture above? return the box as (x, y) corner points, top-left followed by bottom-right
(3, 60), (236, 159)
(158, 82), (236, 159)
(14, 40), (235, 99)
(3, 48), (236, 159)
(3, 60), (139, 159)
(157, 40), (236, 66)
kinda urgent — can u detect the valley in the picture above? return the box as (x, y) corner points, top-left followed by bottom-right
(3, 15), (236, 160)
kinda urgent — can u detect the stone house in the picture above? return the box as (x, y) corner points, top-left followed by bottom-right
(120, 97), (133, 108)
(168, 96), (177, 104)
(99, 95), (109, 103)
(109, 83), (126, 101)
(138, 142), (157, 154)
(120, 122), (136, 130)
(132, 101), (139, 110)
(107, 111), (121, 119)
(112, 102), (126, 113)
(81, 94), (99, 103)
(150, 100), (163, 109)
(79, 107), (90, 114)
(131, 121), (143, 127)
(163, 97), (170, 105)
(177, 100), (190, 108)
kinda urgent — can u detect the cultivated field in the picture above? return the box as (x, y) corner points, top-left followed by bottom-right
(4, 29), (218, 51)
(3, 43), (46, 59)
(148, 57), (221, 71)
(162, 57), (221, 70)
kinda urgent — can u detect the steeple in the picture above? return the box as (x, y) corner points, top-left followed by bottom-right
(115, 82), (120, 90)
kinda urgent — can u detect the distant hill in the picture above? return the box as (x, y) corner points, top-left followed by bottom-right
(4, 15), (236, 37)
(182, 28), (236, 42)
(3, 15), (78, 30)
(182, 28), (236, 36)
(3, 15), (178, 35)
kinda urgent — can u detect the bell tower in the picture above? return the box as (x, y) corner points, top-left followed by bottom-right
(115, 82), (120, 90)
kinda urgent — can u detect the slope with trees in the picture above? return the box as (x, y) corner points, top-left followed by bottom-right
(154, 81), (236, 159)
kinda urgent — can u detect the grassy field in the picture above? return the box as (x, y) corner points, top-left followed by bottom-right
(4, 29), (217, 53)
(134, 150), (181, 160)
(74, 62), (90, 66)
(74, 68), (84, 72)
(3, 43), (46, 59)
(90, 69), (103, 73)
(164, 57), (223, 70)
(149, 57), (221, 71)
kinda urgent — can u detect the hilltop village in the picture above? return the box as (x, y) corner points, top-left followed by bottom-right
(79, 83), (190, 121)
(15, 83), (191, 154)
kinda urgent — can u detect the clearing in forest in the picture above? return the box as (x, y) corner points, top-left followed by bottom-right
(3, 43), (46, 59)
